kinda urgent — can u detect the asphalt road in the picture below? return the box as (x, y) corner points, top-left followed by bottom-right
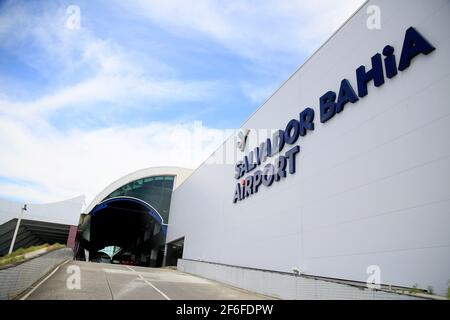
(23, 260), (270, 300)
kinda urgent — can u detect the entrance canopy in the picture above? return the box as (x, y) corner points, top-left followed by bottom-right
(76, 166), (192, 266)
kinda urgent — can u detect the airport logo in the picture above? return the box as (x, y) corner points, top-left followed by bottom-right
(237, 128), (250, 152)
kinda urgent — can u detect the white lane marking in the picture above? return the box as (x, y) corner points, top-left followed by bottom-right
(125, 266), (171, 300)
(21, 259), (71, 300)
(125, 265), (135, 272)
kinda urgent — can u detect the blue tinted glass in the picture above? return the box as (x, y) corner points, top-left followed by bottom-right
(102, 175), (175, 222)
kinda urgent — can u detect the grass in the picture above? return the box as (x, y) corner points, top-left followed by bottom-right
(408, 284), (421, 294)
(0, 243), (65, 267)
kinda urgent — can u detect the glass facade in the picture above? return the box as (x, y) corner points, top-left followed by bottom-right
(102, 175), (175, 223)
(99, 245), (121, 258)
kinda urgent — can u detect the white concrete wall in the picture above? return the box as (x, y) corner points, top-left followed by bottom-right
(0, 248), (73, 300)
(167, 0), (450, 296)
(178, 259), (420, 300)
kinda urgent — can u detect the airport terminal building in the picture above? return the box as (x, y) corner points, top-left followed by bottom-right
(164, 0), (450, 297)
(18, 0), (447, 299)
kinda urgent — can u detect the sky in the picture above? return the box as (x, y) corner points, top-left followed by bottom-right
(0, 0), (365, 205)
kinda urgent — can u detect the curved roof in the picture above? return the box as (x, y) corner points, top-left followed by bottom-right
(84, 166), (192, 214)
(0, 195), (85, 226)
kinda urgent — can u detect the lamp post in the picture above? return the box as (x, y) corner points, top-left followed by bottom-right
(8, 204), (27, 255)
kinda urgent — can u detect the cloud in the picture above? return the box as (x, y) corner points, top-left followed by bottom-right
(0, 75), (217, 120)
(0, 1), (225, 204)
(0, 1), (218, 120)
(0, 117), (227, 204)
(121, 0), (366, 60)
(240, 82), (279, 104)
(0, 1), (367, 205)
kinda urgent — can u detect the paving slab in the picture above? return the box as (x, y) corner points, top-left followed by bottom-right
(24, 261), (272, 300)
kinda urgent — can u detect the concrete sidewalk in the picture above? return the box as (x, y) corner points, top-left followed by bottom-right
(23, 261), (272, 300)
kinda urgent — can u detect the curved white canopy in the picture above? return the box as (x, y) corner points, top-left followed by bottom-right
(84, 166), (192, 214)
